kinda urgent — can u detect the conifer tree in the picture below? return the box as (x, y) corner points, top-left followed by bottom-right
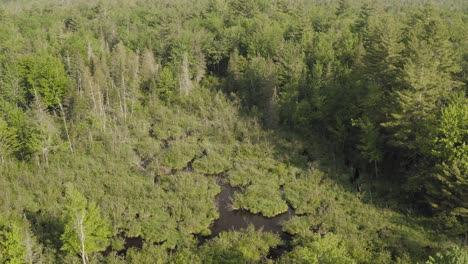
(18, 55), (68, 110)
(383, 6), (462, 152)
(0, 118), (18, 163)
(364, 15), (403, 90)
(424, 94), (468, 217)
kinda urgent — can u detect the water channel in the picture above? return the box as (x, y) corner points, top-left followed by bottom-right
(105, 181), (296, 258)
(207, 183), (295, 239)
(199, 182), (296, 258)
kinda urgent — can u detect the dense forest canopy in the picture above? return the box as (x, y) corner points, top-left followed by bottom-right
(0, 0), (467, 263)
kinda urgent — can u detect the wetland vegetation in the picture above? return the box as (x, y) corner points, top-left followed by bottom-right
(0, 0), (467, 263)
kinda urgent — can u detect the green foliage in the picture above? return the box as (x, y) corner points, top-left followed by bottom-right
(233, 182), (289, 217)
(283, 166), (325, 215)
(159, 137), (201, 169)
(0, 221), (26, 264)
(352, 117), (382, 164)
(0, 103), (42, 160)
(227, 142), (295, 217)
(123, 244), (177, 264)
(411, 94), (468, 218)
(200, 226), (281, 263)
(384, 6), (463, 151)
(363, 14), (403, 89)
(431, 94), (468, 162)
(156, 66), (176, 102)
(281, 233), (356, 264)
(157, 172), (220, 238)
(61, 185), (111, 261)
(192, 143), (233, 174)
(0, 118), (19, 162)
(0, 0), (466, 263)
(238, 56), (278, 127)
(425, 246), (468, 264)
(18, 55), (68, 109)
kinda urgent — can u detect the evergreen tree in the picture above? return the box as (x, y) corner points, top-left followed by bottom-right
(156, 66), (176, 102)
(363, 15), (404, 90)
(383, 6), (463, 152)
(0, 118), (18, 163)
(242, 56), (278, 127)
(18, 55), (68, 110)
(424, 94), (468, 217)
(353, 117), (383, 177)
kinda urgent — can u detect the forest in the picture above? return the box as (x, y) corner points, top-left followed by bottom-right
(0, 0), (467, 263)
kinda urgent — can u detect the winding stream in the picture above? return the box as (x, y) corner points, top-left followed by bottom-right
(208, 184), (295, 239)
(105, 182), (296, 258)
(201, 183), (296, 258)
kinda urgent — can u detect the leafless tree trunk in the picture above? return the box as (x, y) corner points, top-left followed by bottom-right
(24, 227), (34, 264)
(78, 212), (87, 264)
(179, 53), (192, 96)
(121, 74), (127, 122)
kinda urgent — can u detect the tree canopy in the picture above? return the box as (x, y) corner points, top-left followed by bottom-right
(0, 0), (466, 263)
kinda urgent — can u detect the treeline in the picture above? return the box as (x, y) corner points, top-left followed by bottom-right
(0, 0), (467, 263)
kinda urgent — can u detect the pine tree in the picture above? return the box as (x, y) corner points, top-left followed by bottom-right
(18, 55), (68, 110)
(157, 66), (176, 101)
(61, 185), (111, 264)
(424, 94), (468, 217)
(335, 0), (350, 17)
(243, 56), (277, 127)
(383, 6), (463, 151)
(363, 15), (404, 90)
(353, 117), (383, 177)
(225, 49), (246, 94)
(0, 118), (18, 163)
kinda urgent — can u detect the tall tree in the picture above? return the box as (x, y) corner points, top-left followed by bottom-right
(18, 55), (68, 110)
(18, 54), (74, 152)
(424, 94), (468, 218)
(61, 185), (111, 264)
(383, 6), (463, 153)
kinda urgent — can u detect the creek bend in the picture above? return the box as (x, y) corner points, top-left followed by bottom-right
(207, 183), (295, 239)
(105, 181), (296, 258)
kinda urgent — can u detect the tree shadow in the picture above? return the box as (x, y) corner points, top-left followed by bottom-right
(25, 209), (65, 251)
(227, 104), (459, 261)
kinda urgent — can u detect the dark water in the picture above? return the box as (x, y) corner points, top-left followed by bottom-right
(208, 184), (295, 239)
(201, 183), (295, 258)
(104, 183), (295, 258)
(102, 236), (143, 256)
